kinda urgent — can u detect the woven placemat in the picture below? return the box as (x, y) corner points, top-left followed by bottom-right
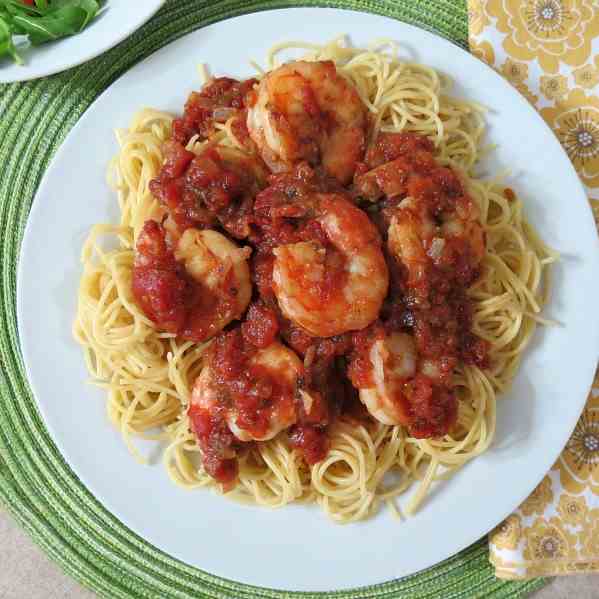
(0, 1), (548, 597)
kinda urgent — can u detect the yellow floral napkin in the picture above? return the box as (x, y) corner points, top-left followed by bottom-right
(467, 0), (599, 579)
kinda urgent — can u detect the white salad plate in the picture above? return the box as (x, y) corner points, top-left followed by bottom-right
(0, 0), (165, 83)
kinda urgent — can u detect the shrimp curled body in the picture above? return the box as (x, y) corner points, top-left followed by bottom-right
(351, 330), (458, 438)
(358, 332), (417, 426)
(247, 60), (367, 184)
(191, 341), (303, 442)
(175, 228), (252, 340)
(272, 193), (389, 338)
(388, 194), (485, 293)
(132, 221), (252, 342)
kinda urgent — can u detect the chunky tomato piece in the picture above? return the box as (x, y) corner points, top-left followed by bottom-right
(288, 424), (329, 465)
(188, 404), (238, 485)
(407, 375), (457, 438)
(241, 302), (280, 349)
(364, 132), (435, 168)
(172, 77), (257, 145)
(150, 143), (265, 238)
(131, 221), (187, 333)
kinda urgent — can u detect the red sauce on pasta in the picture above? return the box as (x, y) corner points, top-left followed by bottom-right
(349, 132), (490, 437)
(187, 404), (238, 485)
(134, 75), (491, 482)
(172, 77), (257, 145)
(149, 143), (265, 239)
(131, 220), (238, 343)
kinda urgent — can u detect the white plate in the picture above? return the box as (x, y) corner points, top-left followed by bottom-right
(16, 8), (599, 592)
(0, 0), (165, 83)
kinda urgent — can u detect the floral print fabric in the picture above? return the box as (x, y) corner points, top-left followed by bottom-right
(468, 0), (599, 578)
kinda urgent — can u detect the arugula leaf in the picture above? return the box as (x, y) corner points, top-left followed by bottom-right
(46, 0), (99, 22)
(13, 7), (88, 44)
(74, 0), (99, 28)
(0, 8), (29, 34)
(0, 0), (43, 16)
(54, 0), (99, 30)
(0, 15), (22, 64)
(50, 0), (98, 8)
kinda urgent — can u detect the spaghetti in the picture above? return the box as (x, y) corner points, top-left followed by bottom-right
(74, 39), (557, 522)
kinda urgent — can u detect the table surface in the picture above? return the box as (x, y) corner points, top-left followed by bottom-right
(1, 509), (597, 599)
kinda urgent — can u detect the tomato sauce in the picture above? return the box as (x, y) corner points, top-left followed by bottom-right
(134, 77), (491, 482)
(131, 220), (188, 334)
(149, 143), (265, 239)
(149, 77), (266, 240)
(368, 133), (489, 371)
(172, 77), (257, 145)
(349, 132), (490, 437)
(288, 424), (329, 465)
(241, 301), (279, 349)
(131, 220), (236, 343)
(188, 403), (238, 485)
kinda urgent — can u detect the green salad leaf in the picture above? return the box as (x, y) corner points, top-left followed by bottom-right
(0, 0), (102, 65)
(14, 7), (88, 44)
(0, 14), (23, 63)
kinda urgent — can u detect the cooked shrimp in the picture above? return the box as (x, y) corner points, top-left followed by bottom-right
(247, 60), (367, 184)
(175, 228), (252, 341)
(353, 133), (437, 202)
(441, 211), (485, 264)
(358, 332), (416, 426)
(388, 191), (485, 292)
(387, 196), (433, 289)
(354, 132), (485, 288)
(191, 340), (303, 442)
(386, 192), (488, 373)
(350, 330), (457, 437)
(132, 221), (251, 342)
(272, 193), (389, 337)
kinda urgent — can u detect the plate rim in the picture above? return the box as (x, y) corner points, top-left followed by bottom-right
(15, 7), (599, 591)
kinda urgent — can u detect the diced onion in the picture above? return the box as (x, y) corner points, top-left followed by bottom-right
(427, 237), (445, 260)
(213, 107), (237, 122)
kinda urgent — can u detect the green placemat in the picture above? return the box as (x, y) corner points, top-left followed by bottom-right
(0, 1), (548, 598)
